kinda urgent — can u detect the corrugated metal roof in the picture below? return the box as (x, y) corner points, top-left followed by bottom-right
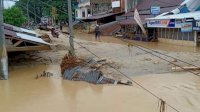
(3, 23), (38, 36)
(119, 15), (153, 25)
(16, 33), (51, 45)
(82, 12), (123, 20)
(136, 0), (183, 11)
(4, 29), (51, 45)
(20, 28), (37, 35)
(147, 11), (200, 20)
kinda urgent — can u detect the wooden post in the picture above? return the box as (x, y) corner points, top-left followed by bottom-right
(194, 31), (197, 46)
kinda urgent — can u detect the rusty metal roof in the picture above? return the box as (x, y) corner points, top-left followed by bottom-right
(136, 0), (183, 11)
(119, 15), (153, 25)
(118, 0), (183, 25)
(82, 12), (124, 20)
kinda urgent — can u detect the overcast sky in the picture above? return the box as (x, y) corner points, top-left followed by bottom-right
(4, 1), (16, 9)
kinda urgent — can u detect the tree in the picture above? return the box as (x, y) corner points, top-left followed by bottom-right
(15, 0), (77, 23)
(3, 6), (27, 27)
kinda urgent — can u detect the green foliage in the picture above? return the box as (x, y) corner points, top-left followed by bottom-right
(3, 6), (27, 27)
(15, 0), (78, 23)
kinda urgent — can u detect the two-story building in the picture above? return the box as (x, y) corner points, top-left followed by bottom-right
(75, 0), (112, 19)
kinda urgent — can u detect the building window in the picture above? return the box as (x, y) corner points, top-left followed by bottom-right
(88, 9), (91, 15)
(82, 11), (85, 17)
(75, 10), (78, 17)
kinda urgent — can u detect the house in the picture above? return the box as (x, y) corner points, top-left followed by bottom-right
(116, 0), (183, 41)
(146, 0), (200, 46)
(74, 0), (145, 35)
(75, 0), (112, 19)
(112, 0), (144, 13)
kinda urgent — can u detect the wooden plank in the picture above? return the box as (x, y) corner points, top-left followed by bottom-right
(7, 45), (51, 52)
(13, 40), (23, 47)
(172, 66), (200, 71)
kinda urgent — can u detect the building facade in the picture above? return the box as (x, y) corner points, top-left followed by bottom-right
(75, 0), (112, 19)
(147, 0), (200, 46)
(116, 0), (183, 42)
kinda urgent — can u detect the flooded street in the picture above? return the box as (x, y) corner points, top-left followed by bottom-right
(1, 31), (200, 112)
(0, 65), (158, 112)
(1, 65), (200, 112)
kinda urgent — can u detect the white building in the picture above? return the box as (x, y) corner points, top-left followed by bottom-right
(75, 0), (112, 19)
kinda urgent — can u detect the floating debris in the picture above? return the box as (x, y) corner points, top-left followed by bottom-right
(0, 75), (4, 80)
(61, 54), (132, 85)
(35, 71), (54, 79)
(158, 99), (167, 112)
(60, 54), (85, 75)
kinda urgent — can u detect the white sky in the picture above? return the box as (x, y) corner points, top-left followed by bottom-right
(4, 1), (16, 9)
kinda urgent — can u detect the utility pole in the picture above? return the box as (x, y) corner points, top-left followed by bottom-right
(0, 0), (8, 80)
(67, 0), (75, 56)
(27, 0), (30, 28)
(125, 0), (128, 13)
(133, 0), (136, 8)
(34, 3), (37, 24)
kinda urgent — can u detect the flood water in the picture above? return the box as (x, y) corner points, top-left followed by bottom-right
(1, 30), (200, 112)
(1, 65), (200, 112)
(75, 32), (200, 53)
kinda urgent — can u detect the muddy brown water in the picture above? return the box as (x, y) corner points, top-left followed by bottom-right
(1, 30), (200, 112)
(1, 65), (200, 112)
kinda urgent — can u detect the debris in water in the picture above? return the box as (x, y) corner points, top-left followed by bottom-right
(61, 54), (132, 85)
(0, 75), (4, 80)
(158, 99), (166, 112)
(36, 71), (54, 79)
(60, 54), (85, 75)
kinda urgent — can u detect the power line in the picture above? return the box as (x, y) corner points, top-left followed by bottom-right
(119, 38), (200, 78)
(4, 0), (41, 19)
(62, 33), (181, 112)
(4, 0), (182, 111)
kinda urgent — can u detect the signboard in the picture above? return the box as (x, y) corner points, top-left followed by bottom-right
(147, 20), (170, 28)
(134, 9), (147, 36)
(112, 1), (120, 8)
(168, 19), (175, 28)
(175, 19), (182, 28)
(147, 19), (183, 28)
(181, 22), (193, 32)
(151, 6), (160, 15)
(193, 20), (200, 31)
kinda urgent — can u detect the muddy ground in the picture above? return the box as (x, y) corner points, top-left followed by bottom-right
(9, 29), (200, 77)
